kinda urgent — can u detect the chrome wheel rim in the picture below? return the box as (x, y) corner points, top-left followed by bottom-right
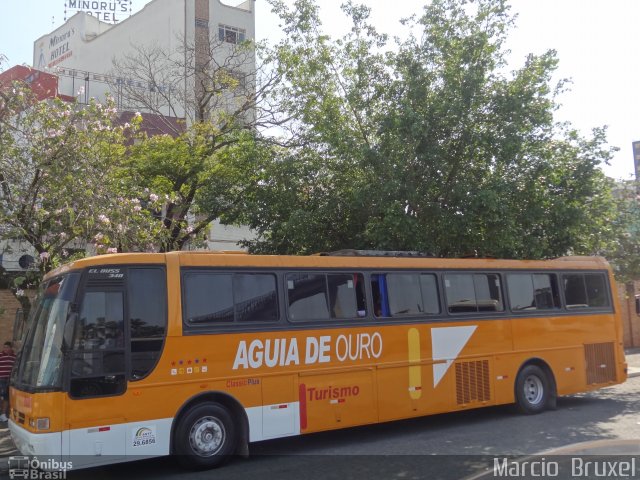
(524, 375), (544, 405)
(189, 416), (225, 457)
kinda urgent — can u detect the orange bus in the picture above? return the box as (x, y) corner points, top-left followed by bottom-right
(9, 250), (627, 470)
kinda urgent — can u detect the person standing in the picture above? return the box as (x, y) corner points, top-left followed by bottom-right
(0, 341), (16, 423)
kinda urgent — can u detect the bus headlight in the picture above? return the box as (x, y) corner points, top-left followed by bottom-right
(31, 418), (50, 431)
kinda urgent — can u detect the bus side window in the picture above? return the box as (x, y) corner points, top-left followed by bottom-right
(371, 274), (390, 317)
(183, 273), (234, 323)
(474, 274), (504, 312)
(386, 274), (424, 315)
(533, 274), (560, 309)
(420, 274), (441, 314)
(235, 274), (278, 322)
(287, 273), (329, 321)
(129, 268), (167, 380)
(584, 274), (609, 308)
(355, 275), (367, 317)
(507, 274), (535, 311)
(563, 274), (588, 308)
(327, 273), (366, 319)
(287, 272), (366, 321)
(507, 273), (560, 311)
(444, 273), (503, 313)
(385, 273), (440, 316)
(445, 274), (477, 313)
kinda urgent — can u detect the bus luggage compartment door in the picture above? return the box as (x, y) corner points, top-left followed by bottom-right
(262, 375), (298, 439)
(299, 368), (376, 433)
(64, 416), (127, 468)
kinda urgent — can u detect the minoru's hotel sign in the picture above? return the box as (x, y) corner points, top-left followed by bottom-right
(64, 0), (132, 23)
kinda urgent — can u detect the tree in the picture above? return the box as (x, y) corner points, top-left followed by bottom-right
(112, 32), (282, 128)
(232, 0), (618, 258)
(126, 125), (266, 251)
(0, 79), (165, 312)
(110, 27), (285, 250)
(605, 180), (640, 283)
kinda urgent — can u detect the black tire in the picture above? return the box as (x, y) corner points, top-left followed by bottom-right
(174, 402), (237, 470)
(515, 364), (550, 415)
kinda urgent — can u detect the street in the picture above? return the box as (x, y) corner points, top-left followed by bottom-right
(58, 376), (640, 480)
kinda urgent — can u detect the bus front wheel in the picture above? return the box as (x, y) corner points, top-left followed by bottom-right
(174, 402), (237, 469)
(515, 365), (550, 415)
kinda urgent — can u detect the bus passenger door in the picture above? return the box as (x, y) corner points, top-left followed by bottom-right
(64, 284), (128, 466)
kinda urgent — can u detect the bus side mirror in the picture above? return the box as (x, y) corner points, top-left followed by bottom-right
(63, 312), (78, 351)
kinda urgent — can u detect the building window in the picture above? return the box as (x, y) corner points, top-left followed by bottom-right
(195, 17), (209, 29)
(218, 24), (246, 44)
(218, 69), (247, 90)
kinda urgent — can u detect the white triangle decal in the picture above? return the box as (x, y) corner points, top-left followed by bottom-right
(431, 326), (477, 388)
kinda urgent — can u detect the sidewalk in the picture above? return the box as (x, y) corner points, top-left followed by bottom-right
(0, 423), (16, 474)
(626, 347), (640, 376)
(0, 349), (639, 468)
(0, 424), (15, 457)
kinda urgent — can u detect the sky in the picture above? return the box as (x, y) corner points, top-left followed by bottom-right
(1, 0), (638, 181)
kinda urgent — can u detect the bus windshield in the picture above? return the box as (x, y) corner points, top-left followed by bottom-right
(15, 273), (80, 391)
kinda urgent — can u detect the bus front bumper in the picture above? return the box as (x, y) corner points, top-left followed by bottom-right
(9, 420), (62, 457)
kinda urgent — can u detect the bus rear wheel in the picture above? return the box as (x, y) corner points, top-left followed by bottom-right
(174, 402), (237, 470)
(515, 365), (550, 415)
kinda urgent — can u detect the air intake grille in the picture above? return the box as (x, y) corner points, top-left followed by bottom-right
(86, 278), (124, 288)
(455, 360), (490, 405)
(584, 342), (616, 384)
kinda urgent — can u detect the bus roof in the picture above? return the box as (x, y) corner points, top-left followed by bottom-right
(43, 251), (611, 281)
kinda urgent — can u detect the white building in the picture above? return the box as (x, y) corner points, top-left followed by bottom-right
(34, 0), (255, 118)
(8, 0), (257, 264)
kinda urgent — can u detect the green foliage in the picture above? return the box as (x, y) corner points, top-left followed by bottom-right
(605, 181), (640, 283)
(127, 124), (264, 251)
(112, 30), (284, 252)
(235, 0), (618, 259)
(0, 82), (163, 311)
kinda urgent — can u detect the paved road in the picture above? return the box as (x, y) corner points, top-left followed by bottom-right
(50, 376), (640, 480)
(4, 351), (640, 479)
